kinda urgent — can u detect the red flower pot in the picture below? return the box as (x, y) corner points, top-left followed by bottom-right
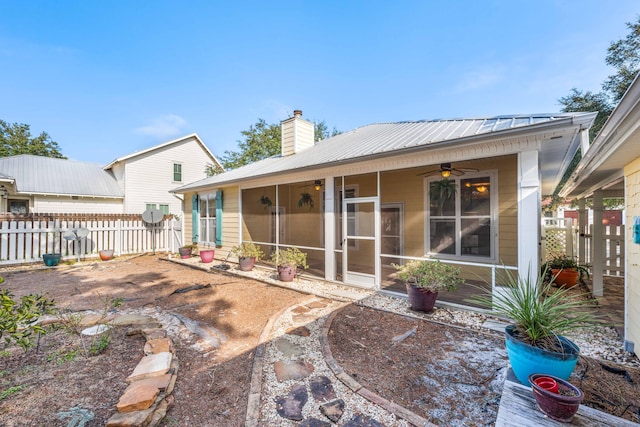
(529, 373), (583, 422)
(533, 376), (559, 393)
(199, 249), (215, 263)
(406, 284), (438, 312)
(238, 257), (256, 271)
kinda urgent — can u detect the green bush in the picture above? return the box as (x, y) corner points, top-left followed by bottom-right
(0, 280), (56, 351)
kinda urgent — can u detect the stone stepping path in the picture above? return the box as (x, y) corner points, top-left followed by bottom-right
(248, 296), (413, 426)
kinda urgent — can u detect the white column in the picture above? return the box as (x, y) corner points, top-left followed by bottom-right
(592, 190), (604, 297)
(578, 198), (587, 265)
(324, 176), (336, 281)
(517, 151), (540, 282)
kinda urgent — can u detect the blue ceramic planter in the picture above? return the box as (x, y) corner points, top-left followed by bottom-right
(505, 325), (579, 385)
(42, 253), (61, 267)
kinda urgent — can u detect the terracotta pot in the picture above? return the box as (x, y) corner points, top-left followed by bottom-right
(529, 373), (583, 422)
(238, 257), (256, 271)
(406, 284), (438, 312)
(278, 265), (297, 282)
(551, 268), (579, 288)
(199, 249), (215, 263)
(99, 250), (114, 261)
(178, 247), (192, 259)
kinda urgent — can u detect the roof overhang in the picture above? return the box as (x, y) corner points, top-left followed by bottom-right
(560, 76), (640, 199)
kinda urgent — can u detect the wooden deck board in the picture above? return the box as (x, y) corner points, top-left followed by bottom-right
(496, 369), (636, 426)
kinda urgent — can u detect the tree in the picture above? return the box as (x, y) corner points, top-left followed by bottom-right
(0, 120), (65, 159)
(552, 16), (640, 202)
(218, 118), (340, 171)
(604, 18), (640, 103)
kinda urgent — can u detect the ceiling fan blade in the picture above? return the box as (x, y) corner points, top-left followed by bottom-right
(451, 169), (465, 176)
(416, 170), (439, 177)
(458, 167), (480, 173)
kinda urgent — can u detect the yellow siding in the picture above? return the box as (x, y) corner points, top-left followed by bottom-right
(624, 156), (640, 356)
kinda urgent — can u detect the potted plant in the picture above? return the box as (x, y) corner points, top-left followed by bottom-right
(298, 192), (314, 208)
(546, 253), (589, 288)
(470, 266), (595, 385)
(98, 249), (114, 261)
(199, 244), (215, 263)
(231, 242), (264, 271)
(529, 373), (584, 422)
(271, 247), (308, 282)
(394, 259), (463, 312)
(178, 244), (195, 259)
(43, 227), (62, 267)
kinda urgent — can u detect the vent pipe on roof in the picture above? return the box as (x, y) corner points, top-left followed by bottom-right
(281, 109), (314, 156)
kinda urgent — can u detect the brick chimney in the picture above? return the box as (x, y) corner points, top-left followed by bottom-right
(281, 109), (315, 156)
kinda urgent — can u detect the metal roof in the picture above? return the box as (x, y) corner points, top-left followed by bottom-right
(175, 113), (596, 192)
(0, 155), (123, 197)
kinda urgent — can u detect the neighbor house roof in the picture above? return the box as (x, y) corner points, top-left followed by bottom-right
(103, 133), (221, 171)
(175, 113), (596, 194)
(560, 76), (640, 199)
(0, 155), (123, 198)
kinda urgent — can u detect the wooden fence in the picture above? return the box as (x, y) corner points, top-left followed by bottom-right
(0, 213), (182, 265)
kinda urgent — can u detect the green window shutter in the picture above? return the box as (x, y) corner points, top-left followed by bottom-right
(215, 190), (223, 246)
(192, 194), (199, 243)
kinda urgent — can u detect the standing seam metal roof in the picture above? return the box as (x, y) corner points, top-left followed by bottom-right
(174, 113), (595, 192)
(0, 155), (123, 197)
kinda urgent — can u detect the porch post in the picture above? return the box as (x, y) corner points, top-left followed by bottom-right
(592, 190), (604, 297)
(324, 176), (335, 281)
(517, 150), (540, 281)
(578, 198), (587, 265)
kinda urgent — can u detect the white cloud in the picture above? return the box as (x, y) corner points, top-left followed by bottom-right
(134, 114), (188, 138)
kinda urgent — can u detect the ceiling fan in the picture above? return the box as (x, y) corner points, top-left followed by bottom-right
(417, 163), (479, 178)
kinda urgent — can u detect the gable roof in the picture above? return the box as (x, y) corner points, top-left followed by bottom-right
(0, 155), (123, 198)
(103, 133), (221, 170)
(560, 76), (640, 199)
(175, 113), (596, 194)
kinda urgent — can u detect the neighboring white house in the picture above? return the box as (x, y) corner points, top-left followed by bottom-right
(104, 133), (221, 216)
(0, 133), (221, 217)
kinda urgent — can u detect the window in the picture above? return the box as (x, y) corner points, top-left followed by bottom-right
(145, 203), (157, 211)
(159, 204), (170, 215)
(198, 193), (216, 244)
(426, 174), (495, 259)
(173, 163), (182, 182)
(8, 199), (28, 214)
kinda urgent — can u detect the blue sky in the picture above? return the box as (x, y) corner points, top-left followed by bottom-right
(1, 1), (638, 165)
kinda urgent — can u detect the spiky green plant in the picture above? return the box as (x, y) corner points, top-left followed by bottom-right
(470, 266), (596, 349)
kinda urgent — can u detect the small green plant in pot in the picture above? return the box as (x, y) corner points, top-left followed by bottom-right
(231, 242), (264, 271)
(271, 247), (308, 282)
(394, 259), (463, 312)
(469, 266), (596, 385)
(546, 253), (589, 288)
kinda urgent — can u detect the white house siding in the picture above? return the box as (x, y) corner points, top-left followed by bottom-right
(120, 137), (213, 215)
(32, 196), (123, 213)
(625, 157), (640, 357)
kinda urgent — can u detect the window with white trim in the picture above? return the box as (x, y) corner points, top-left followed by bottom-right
(198, 193), (216, 244)
(173, 163), (182, 182)
(426, 173), (495, 259)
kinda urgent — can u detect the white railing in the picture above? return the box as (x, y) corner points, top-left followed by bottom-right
(0, 218), (179, 265)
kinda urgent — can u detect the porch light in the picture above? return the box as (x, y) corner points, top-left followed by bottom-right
(441, 170), (451, 178)
(314, 180), (322, 191)
(477, 185), (488, 193)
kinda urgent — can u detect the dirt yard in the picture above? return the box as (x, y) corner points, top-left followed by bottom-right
(1, 254), (639, 426)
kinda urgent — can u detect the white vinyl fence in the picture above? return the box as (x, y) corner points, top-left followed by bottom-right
(0, 216), (180, 265)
